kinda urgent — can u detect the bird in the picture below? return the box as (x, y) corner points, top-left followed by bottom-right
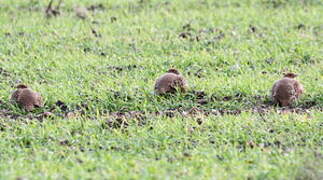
(75, 6), (88, 19)
(11, 84), (43, 111)
(271, 73), (304, 107)
(154, 68), (188, 95)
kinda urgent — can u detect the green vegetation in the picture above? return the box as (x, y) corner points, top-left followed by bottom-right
(0, 0), (322, 179)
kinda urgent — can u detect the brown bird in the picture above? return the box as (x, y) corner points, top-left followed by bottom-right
(154, 68), (188, 95)
(271, 73), (304, 107)
(11, 84), (43, 111)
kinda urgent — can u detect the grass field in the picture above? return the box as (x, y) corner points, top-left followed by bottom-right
(0, 0), (322, 179)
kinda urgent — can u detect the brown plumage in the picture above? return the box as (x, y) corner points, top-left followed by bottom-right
(11, 84), (43, 111)
(154, 69), (188, 95)
(271, 73), (304, 106)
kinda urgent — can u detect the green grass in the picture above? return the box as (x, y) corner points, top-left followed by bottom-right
(0, 0), (322, 179)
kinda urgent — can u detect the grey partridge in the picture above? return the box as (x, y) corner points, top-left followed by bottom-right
(11, 84), (43, 111)
(271, 73), (304, 106)
(154, 69), (188, 95)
